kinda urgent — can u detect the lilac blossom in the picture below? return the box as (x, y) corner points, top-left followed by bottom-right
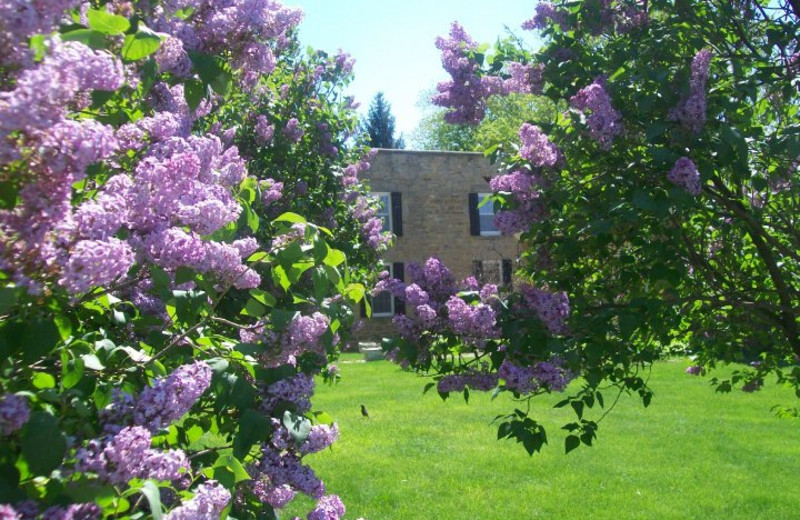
(165, 481), (231, 520)
(133, 361), (212, 431)
(504, 62), (543, 95)
(432, 22), (499, 125)
(261, 373), (315, 415)
(669, 49), (713, 133)
(256, 115), (275, 143)
(521, 2), (569, 31)
(489, 170), (541, 202)
(667, 157), (702, 196)
(307, 495), (346, 520)
(437, 365), (499, 393)
(74, 426), (189, 485)
(685, 365), (704, 376)
(58, 239), (135, 294)
(445, 296), (498, 338)
(261, 179), (284, 205)
(498, 358), (574, 394)
(493, 200), (546, 235)
(0, 394), (29, 435)
(518, 123), (560, 168)
(41, 503), (101, 520)
(520, 285), (570, 335)
(283, 118), (304, 143)
(569, 79), (623, 150)
(300, 424), (339, 455)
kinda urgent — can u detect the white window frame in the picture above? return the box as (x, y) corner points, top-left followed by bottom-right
(372, 263), (394, 317)
(478, 193), (500, 236)
(371, 192), (392, 234)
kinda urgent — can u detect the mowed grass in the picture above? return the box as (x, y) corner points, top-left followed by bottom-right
(284, 355), (800, 519)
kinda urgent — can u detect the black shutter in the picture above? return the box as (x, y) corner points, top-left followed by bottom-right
(360, 301), (367, 317)
(391, 192), (403, 236)
(468, 193), (480, 236)
(392, 262), (406, 315)
(502, 259), (513, 287)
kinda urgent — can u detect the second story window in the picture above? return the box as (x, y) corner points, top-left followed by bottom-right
(374, 192), (392, 233)
(469, 192), (499, 236)
(369, 192), (403, 236)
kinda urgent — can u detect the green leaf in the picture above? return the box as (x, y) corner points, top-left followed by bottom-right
(282, 411), (312, 444)
(21, 412), (66, 476)
(121, 26), (163, 61)
(324, 248), (346, 267)
(61, 29), (107, 49)
(242, 298), (267, 318)
(273, 212), (307, 225)
(138, 481), (163, 520)
(21, 318), (61, 363)
(32, 372), (56, 389)
(564, 434), (580, 454)
(87, 9), (130, 34)
(189, 52), (232, 96)
(62, 357), (86, 389)
(233, 409), (271, 459)
(212, 454), (250, 483)
(249, 289), (276, 308)
(82, 354), (105, 371)
(184, 79), (207, 111)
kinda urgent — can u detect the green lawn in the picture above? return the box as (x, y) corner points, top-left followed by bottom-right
(285, 355), (800, 519)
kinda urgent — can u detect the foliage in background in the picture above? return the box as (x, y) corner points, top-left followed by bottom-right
(360, 92), (405, 149)
(384, 0), (800, 454)
(410, 90), (558, 151)
(0, 1), (384, 518)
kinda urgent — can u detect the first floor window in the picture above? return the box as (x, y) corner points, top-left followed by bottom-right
(372, 264), (394, 317)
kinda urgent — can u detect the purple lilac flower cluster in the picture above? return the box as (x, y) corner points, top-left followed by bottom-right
(283, 118), (305, 143)
(1, 501), (102, 520)
(667, 157), (702, 196)
(669, 49), (712, 134)
(504, 62), (544, 95)
(248, 447), (326, 507)
(520, 284), (570, 335)
(518, 123), (560, 168)
(498, 358), (574, 394)
(521, 2), (569, 31)
(307, 495), (346, 520)
(149, 0), (302, 86)
(101, 361), (212, 432)
(569, 78), (623, 150)
(299, 423), (340, 455)
(437, 364), (499, 393)
(164, 481), (231, 520)
(260, 373), (316, 415)
(685, 365), (704, 376)
(133, 361), (212, 431)
(256, 115), (276, 144)
(0, 0), (81, 70)
(74, 426), (189, 485)
(432, 22), (504, 125)
(0, 394), (29, 435)
(445, 296), (499, 339)
(493, 200), (546, 236)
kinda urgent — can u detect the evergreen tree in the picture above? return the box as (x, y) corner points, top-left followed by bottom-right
(363, 92), (405, 148)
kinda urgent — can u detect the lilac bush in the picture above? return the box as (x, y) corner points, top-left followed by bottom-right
(0, 0), (382, 518)
(407, 0), (800, 454)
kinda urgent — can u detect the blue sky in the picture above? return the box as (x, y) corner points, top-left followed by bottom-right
(291, 1), (538, 145)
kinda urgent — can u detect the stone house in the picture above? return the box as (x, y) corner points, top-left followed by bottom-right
(358, 149), (520, 341)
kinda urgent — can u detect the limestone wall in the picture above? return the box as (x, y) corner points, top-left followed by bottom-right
(355, 149), (520, 343)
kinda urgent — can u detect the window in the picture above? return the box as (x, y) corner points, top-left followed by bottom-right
(372, 264), (394, 317)
(469, 193), (499, 236)
(365, 262), (405, 318)
(478, 193), (500, 236)
(473, 259), (513, 287)
(370, 192), (403, 236)
(373, 192), (392, 233)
